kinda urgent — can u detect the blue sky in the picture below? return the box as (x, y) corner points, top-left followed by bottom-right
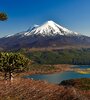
(0, 0), (90, 37)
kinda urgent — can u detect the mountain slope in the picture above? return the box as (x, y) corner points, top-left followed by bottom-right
(5, 20), (79, 37)
(25, 20), (79, 36)
(0, 20), (90, 50)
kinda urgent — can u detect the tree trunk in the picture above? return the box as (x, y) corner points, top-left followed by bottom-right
(9, 71), (12, 80)
(4, 72), (7, 80)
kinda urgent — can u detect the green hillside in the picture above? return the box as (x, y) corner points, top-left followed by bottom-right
(22, 48), (90, 65)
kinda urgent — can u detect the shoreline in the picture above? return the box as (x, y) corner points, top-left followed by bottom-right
(15, 64), (90, 79)
(17, 64), (74, 78)
(0, 64), (89, 80)
(19, 64), (89, 77)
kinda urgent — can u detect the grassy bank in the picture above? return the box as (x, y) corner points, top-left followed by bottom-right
(15, 64), (73, 78)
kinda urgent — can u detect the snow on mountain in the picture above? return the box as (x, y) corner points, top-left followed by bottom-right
(27, 24), (39, 32)
(5, 20), (79, 38)
(29, 20), (79, 36)
(22, 20), (79, 37)
(0, 20), (90, 50)
(4, 34), (14, 38)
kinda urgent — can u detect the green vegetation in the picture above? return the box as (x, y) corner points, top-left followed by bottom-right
(0, 52), (29, 80)
(61, 78), (90, 90)
(28, 64), (55, 71)
(0, 12), (7, 21)
(0, 48), (90, 79)
(23, 48), (90, 65)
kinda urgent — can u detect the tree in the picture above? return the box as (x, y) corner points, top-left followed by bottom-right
(0, 12), (8, 21)
(0, 52), (29, 80)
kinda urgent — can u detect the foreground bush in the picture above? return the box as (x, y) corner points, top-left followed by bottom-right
(60, 78), (90, 90)
(0, 52), (29, 80)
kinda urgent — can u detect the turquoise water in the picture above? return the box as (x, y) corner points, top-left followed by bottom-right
(72, 65), (90, 69)
(24, 65), (90, 84)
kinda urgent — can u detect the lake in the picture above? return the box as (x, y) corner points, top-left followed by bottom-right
(24, 65), (90, 84)
(72, 65), (90, 69)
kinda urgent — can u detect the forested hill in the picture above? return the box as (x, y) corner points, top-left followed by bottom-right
(20, 48), (90, 65)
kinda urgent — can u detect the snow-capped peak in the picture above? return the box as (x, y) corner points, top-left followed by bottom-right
(28, 20), (79, 36)
(4, 20), (80, 38)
